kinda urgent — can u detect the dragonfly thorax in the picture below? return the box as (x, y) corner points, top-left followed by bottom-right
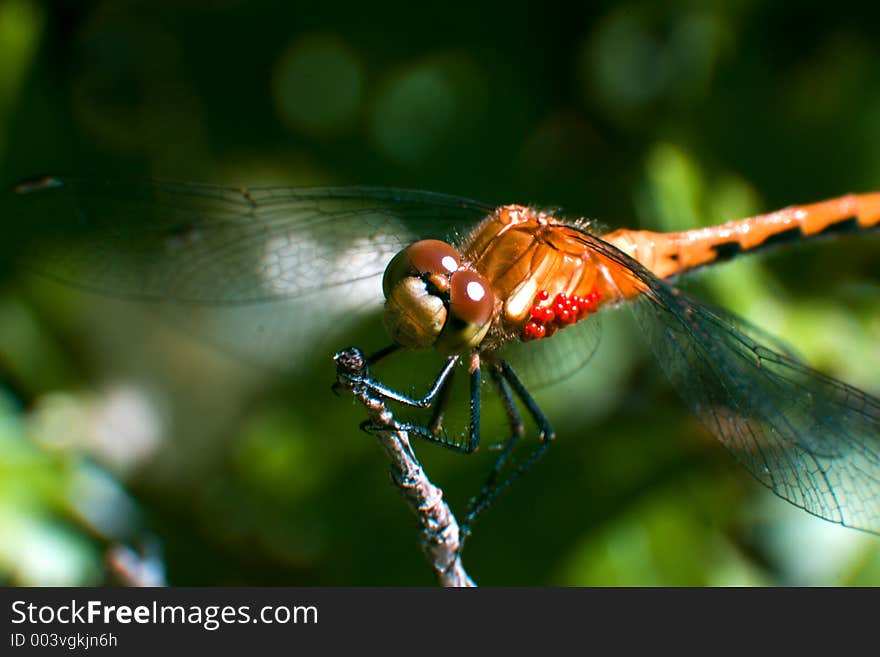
(382, 239), (496, 354)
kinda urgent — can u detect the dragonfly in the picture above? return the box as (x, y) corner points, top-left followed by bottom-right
(10, 176), (880, 536)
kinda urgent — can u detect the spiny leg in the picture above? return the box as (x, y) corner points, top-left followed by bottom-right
(467, 351), (481, 453)
(487, 363), (527, 474)
(399, 350), (481, 454)
(426, 365), (455, 435)
(335, 346), (481, 454)
(356, 352), (460, 408)
(461, 363), (526, 535)
(331, 344), (402, 397)
(462, 359), (555, 532)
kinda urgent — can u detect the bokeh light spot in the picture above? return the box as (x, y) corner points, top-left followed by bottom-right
(580, 5), (723, 124)
(273, 34), (364, 138)
(369, 63), (457, 165)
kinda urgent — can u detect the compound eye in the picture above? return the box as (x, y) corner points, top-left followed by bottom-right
(436, 269), (495, 352)
(449, 270), (494, 327)
(382, 240), (460, 298)
(406, 239), (460, 277)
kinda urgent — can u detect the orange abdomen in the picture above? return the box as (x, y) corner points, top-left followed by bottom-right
(602, 193), (880, 279)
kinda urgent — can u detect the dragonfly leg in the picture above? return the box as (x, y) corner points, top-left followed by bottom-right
(334, 346), (459, 408)
(396, 351), (481, 454)
(462, 359), (555, 535)
(332, 344), (400, 397)
(483, 365), (526, 484)
(499, 360), (555, 442)
(334, 346), (480, 454)
(426, 363), (456, 435)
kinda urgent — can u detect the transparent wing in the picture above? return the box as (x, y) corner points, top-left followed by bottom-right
(9, 177), (495, 370)
(566, 227), (880, 533)
(688, 300), (805, 363)
(500, 315), (601, 390)
(11, 177), (495, 302)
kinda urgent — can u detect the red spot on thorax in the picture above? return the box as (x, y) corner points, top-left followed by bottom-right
(521, 287), (602, 341)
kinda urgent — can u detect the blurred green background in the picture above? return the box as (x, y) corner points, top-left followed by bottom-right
(0, 0), (879, 586)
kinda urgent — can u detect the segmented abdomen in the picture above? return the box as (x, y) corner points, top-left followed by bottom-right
(602, 193), (880, 279)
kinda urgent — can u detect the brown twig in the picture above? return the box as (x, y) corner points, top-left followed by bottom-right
(334, 347), (476, 587)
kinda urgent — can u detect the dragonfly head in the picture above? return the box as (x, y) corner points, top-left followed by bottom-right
(382, 239), (495, 353)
